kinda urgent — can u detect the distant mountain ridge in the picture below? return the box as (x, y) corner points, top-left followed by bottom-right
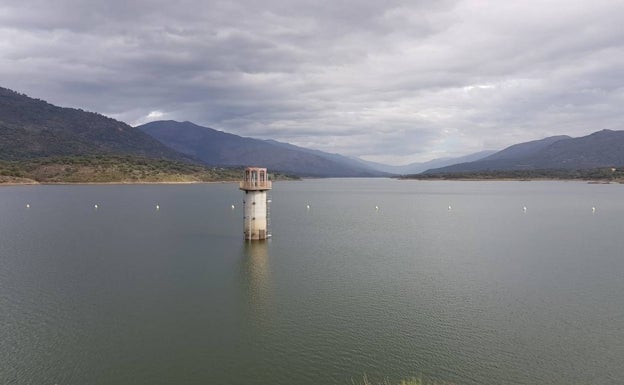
(425, 130), (624, 174)
(0, 87), (192, 162)
(355, 150), (497, 174)
(484, 135), (571, 161)
(138, 120), (387, 177)
(5, 86), (621, 179)
(0, 86), (387, 177)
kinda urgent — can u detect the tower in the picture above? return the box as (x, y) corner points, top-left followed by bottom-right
(239, 167), (272, 240)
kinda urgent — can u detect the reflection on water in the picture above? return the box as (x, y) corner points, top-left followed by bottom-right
(241, 241), (273, 327)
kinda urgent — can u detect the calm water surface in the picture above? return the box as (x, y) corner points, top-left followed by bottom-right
(1, 179), (623, 385)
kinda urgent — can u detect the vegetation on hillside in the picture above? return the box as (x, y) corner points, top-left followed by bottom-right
(0, 87), (192, 162)
(0, 155), (298, 184)
(401, 167), (624, 182)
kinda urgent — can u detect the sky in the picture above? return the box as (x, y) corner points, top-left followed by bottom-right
(2, 0), (624, 165)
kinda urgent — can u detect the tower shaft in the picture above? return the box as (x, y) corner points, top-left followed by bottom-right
(243, 190), (267, 240)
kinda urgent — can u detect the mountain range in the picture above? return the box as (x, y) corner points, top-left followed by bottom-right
(0, 87), (398, 177)
(424, 130), (624, 174)
(3, 85), (624, 179)
(137, 120), (385, 177)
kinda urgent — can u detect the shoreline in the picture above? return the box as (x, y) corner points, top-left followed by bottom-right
(0, 180), (240, 186)
(399, 177), (621, 183)
(2, 177), (622, 186)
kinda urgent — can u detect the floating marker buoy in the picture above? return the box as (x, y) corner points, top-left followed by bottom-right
(231, 205), (235, 210)
(448, 205), (452, 211)
(26, 203), (30, 208)
(94, 204), (98, 209)
(156, 204), (160, 210)
(523, 206), (527, 212)
(375, 205), (379, 211)
(592, 206), (596, 213)
(306, 204), (310, 210)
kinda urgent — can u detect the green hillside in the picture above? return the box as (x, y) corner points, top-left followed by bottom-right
(0, 87), (192, 162)
(0, 155), (297, 184)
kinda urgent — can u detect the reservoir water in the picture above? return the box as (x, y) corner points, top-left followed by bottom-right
(1, 179), (623, 385)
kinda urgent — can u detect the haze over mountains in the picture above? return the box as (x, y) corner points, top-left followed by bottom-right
(357, 150), (497, 175)
(2, 86), (624, 179)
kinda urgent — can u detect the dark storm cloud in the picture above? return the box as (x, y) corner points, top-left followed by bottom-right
(2, 0), (623, 164)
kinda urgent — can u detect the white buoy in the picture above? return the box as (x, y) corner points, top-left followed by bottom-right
(592, 206), (596, 213)
(94, 204), (98, 209)
(156, 204), (160, 210)
(375, 205), (379, 211)
(448, 205), (452, 211)
(26, 203), (30, 208)
(523, 206), (527, 212)
(231, 205), (235, 210)
(306, 204), (310, 210)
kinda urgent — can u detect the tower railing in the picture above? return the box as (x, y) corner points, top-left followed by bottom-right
(239, 180), (272, 190)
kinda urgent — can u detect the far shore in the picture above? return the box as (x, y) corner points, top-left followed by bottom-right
(2, 177), (622, 186)
(0, 179), (241, 186)
(399, 177), (622, 183)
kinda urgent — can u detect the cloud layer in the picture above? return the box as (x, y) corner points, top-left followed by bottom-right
(2, 0), (623, 164)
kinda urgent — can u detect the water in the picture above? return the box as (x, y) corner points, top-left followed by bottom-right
(1, 179), (623, 385)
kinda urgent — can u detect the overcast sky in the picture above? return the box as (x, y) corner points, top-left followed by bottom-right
(2, 0), (624, 164)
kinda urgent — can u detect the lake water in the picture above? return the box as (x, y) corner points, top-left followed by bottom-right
(1, 179), (623, 385)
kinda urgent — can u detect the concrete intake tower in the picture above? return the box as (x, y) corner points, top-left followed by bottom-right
(239, 167), (272, 240)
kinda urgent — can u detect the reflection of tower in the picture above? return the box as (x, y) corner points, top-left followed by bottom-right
(244, 241), (269, 298)
(242, 241), (272, 328)
(239, 167), (272, 240)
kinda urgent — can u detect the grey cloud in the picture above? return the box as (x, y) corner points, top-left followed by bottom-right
(1, 0), (623, 164)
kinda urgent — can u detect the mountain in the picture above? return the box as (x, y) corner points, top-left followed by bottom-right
(425, 130), (624, 174)
(425, 135), (571, 173)
(355, 150), (497, 174)
(137, 120), (386, 177)
(0, 87), (192, 162)
(530, 130), (624, 168)
(483, 135), (571, 161)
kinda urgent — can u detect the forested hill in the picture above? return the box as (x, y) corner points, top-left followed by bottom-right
(0, 87), (192, 162)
